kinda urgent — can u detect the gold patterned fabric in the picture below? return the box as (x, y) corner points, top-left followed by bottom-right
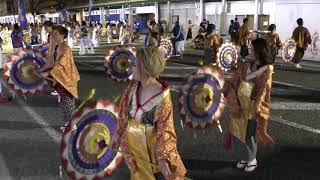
(265, 32), (282, 48)
(117, 80), (186, 180)
(50, 42), (80, 98)
(224, 63), (273, 144)
(239, 24), (250, 46)
(127, 120), (159, 180)
(292, 26), (311, 48)
(228, 80), (254, 142)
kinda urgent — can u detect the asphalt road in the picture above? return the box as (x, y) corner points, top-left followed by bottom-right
(0, 43), (320, 180)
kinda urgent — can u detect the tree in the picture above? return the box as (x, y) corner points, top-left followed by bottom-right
(28, 0), (42, 23)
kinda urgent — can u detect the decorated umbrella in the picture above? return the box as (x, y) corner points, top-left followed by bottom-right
(178, 66), (225, 130)
(1, 30), (11, 45)
(110, 27), (119, 39)
(30, 44), (49, 58)
(100, 27), (107, 38)
(22, 30), (31, 45)
(104, 45), (136, 83)
(311, 32), (319, 56)
(159, 37), (173, 59)
(216, 42), (238, 71)
(281, 38), (297, 62)
(60, 99), (123, 180)
(3, 49), (48, 95)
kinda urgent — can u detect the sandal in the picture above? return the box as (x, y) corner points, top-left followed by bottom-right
(236, 160), (247, 169)
(244, 159), (258, 172)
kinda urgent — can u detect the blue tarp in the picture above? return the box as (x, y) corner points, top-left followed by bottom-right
(85, 15), (100, 21)
(135, 20), (147, 31)
(106, 14), (120, 21)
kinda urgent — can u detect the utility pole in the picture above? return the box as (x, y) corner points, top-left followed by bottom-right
(13, 0), (17, 23)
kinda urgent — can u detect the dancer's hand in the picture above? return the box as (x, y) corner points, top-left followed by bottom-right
(158, 159), (171, 180)
(109, 133), (120, 150)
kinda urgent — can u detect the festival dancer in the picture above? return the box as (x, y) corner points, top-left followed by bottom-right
(203, 24), (220, 65)
(109, 47), (186, 180)
(147, 31), (160, 47)
(171, 21), (185, 59)
(11, 24), (24, 53)
(224, 38), (274, 172)
(265, 24), (282, 63)
(79, 21), (94, 55)
(41, 25), (47, 44)
(43, 20), (61, 96)
(120, 25), (131, 45)
(67, 23), (75, 48)
(118, 23), (123, 42)
(0, 34), (3, 68)
(239, 18), (250, 60)
(291, 18), (311, 68)
(186, 20), (193, 42)
(106, 23), (112, 44)
(0, 34), (10, 104)
(38, 25), (80, 129)
(92, 24), (100, 47)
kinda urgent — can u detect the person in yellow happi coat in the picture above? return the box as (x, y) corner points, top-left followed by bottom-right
(39, 25), (80, 128)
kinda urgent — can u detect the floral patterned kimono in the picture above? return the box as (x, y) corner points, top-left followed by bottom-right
(50, 42), (80, 122)
(117, 80), (186, 180)
(224, 63), (273, 161)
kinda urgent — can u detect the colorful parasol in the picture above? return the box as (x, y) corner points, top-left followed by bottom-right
(216, 42), (238, 71)
(111, 27), (119, 39)
(31, 44), (49, 58)
(60, 99), (123, 180)
(1, 31), (11, 45)
(311, 32), (319, 56)
(3, 49), (48, 95)
(100, 28), (107, 38)
(178, 66), (225, 130)
(22, 30), (31, 45)
(282, 38), (297, 62)
(104, 45), (136, 83)
(159, 37), (173, 59)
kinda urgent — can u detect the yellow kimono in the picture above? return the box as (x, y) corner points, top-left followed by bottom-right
(50, 42), (80, 98)
(224, 63), (274, 146)
(117, 80), (186, 180)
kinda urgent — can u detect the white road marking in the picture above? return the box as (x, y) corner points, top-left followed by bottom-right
(270, 102), (320, 110)
(270, 115), (320, 135)
(165, 65), (197, 70)
(0, 154), (13, 180)
(73, 55), (105, 59)
(160, 73), (190, 79)
(0, 79), (61, 144)
(169, 62), (196, 67)
(16, 98), (61, 143)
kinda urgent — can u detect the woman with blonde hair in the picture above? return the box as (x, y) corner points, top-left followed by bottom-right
(109, 47), (186, 180)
